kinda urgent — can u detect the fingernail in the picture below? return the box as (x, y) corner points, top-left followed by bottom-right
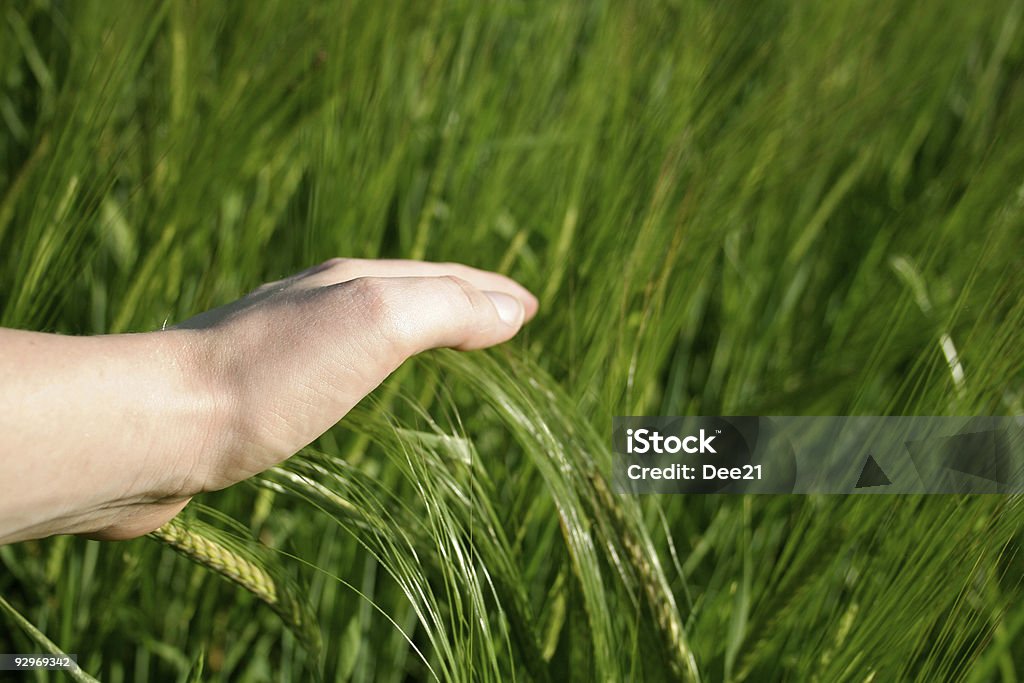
(485, 291), (523, 326)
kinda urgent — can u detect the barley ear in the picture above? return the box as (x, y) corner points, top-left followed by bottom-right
(149, 513), (323, 664)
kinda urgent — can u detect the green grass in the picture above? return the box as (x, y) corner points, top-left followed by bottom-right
(2, 0), (1024, 680)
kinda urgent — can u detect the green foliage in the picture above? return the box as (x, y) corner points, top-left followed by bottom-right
(2, 0), (1024, 680)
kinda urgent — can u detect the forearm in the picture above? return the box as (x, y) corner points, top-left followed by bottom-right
(0, 328), (223, 543)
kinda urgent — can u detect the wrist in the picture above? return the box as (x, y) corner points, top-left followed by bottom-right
(148, 328), (239, 500)
(0, 328), (237, 543)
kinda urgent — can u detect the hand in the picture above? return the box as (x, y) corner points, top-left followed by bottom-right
(0, 259), (537, 543)
(176, 257), (538, 494)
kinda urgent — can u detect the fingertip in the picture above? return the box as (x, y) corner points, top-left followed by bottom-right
(484, 291), (525, 328)
(521, 291), (539, 321)
(500, 279), (539, 321)
(491, 276), (537, 321)
(459, 267), (537, 320)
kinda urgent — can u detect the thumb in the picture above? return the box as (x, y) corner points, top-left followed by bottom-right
(340, 275), (530, 356)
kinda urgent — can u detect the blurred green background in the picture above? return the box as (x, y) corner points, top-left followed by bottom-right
(2, 0), (1024, 680)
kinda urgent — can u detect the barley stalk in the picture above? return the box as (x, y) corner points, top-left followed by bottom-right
(587, 471), (701, 683)
(0, 592), (101, 683)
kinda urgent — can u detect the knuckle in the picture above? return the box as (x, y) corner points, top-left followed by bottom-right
(438, 276), (490, 345)
(340, 276), (408, 348)
(438, 275), (482, 316)
(345, 276), (392, 320)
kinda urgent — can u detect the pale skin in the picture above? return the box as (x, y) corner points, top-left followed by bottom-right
(0, 258), (538, 544)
